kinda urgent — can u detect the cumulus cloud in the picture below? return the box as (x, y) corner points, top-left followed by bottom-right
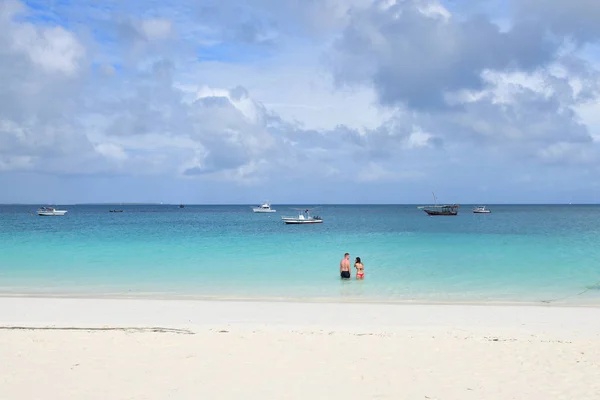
(0, 1), (101, 174)
(1, 0), (600, 203)
(78, 57), (354, 183)
(139, 19), (173, 41)
(325, 0), (600, 170)
(0, 1), (85, 76)
(194, 0), (370, 43)
(330, 0), (557, 109)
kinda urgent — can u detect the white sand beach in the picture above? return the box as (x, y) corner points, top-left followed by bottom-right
(1, 297), (599, 399)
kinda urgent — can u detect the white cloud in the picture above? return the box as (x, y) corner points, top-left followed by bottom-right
(139, 19), (173, 41)
(11, 26), (85, 75)
(179, 51), (391, 132)
(94, 143), (128, 161)
(194, 85), (265, 124)
(1, 0), (600, 203)
(576, 101), (600, 141)
(1, 2), (85, 76)
(405, 129), (433, 149)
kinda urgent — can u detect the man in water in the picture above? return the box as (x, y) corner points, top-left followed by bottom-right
(340, 253), (351, 279)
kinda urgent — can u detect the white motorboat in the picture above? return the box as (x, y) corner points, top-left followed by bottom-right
(253, 202), (276, 213)
(37, 206), (68, 216)
(281, 208), (323, 224)
(473, 206), (491, 214)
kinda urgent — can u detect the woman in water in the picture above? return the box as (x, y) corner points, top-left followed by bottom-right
(354, 257), (365, 279)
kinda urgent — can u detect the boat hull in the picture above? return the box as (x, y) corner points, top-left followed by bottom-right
(37, 211), (67, 216)
(473, 210), (491, 214)
(253, 209), (276, 213)
(282, 219), (322, 224)
(423, 210), (457, 216)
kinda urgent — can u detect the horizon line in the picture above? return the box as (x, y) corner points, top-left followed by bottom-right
(1, 202), (597, 206)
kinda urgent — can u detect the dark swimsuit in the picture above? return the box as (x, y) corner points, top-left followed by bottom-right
(340, 270), (351, 279)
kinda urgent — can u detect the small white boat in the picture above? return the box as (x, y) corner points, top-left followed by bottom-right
(37, 206), (68, 216)
(281, 208), (323, 224)
(253, 202), (276, 213)
(473, 206), (491, 214)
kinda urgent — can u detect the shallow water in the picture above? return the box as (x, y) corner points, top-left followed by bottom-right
(1, 204), (599, 304)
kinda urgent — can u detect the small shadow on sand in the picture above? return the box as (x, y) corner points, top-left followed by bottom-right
(0, 326), (194, 335)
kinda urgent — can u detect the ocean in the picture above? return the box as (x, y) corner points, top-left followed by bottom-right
(1, 204), (599, 305)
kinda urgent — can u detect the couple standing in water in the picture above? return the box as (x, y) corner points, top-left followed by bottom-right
(339, 253), (364, 280)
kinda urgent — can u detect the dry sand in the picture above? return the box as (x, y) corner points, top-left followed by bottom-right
(1, 298), (599, 399)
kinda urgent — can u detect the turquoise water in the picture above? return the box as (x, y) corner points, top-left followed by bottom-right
(1, 204), (599, 304)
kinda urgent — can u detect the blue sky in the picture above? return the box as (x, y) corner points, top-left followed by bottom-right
(1, 0), (600, 204)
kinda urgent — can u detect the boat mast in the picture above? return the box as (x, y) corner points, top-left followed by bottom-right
(432, 192), (437, 206)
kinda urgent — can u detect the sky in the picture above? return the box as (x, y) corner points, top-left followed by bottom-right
(1, 0), (600, 204)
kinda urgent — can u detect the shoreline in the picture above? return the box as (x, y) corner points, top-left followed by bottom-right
(1, 291), (599, 307)
(2, 297), (600, 333)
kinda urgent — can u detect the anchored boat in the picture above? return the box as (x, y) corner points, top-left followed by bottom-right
(37, 206), (68, 216)
(281, 208), (322, 224)
(253, 202), (276, 213)
(418, 193), (459, 216)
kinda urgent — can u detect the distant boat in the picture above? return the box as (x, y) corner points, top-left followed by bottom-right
(417, 193), (459, 216)
(253, 202), (276, 213)
(473, 206), (491, 214)
(109, 209), (123, 213)
(179, 204), (184, 209)
(281, 208), (323, 224)
(37, 206), (67, 216)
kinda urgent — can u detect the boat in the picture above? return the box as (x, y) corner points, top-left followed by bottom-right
(109, 209), (123, 213)
(179, 204), (184, 209)
(37, 206), (68, 216)
(420, 204), (459, 216)
(473, 206), (491, 214)
(253, 202), (276, 213)
(281, 208), (323, 224)
(417, 193), (459, 216)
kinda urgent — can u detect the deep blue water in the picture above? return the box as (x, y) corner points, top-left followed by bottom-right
(1, 204), (599, 304)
